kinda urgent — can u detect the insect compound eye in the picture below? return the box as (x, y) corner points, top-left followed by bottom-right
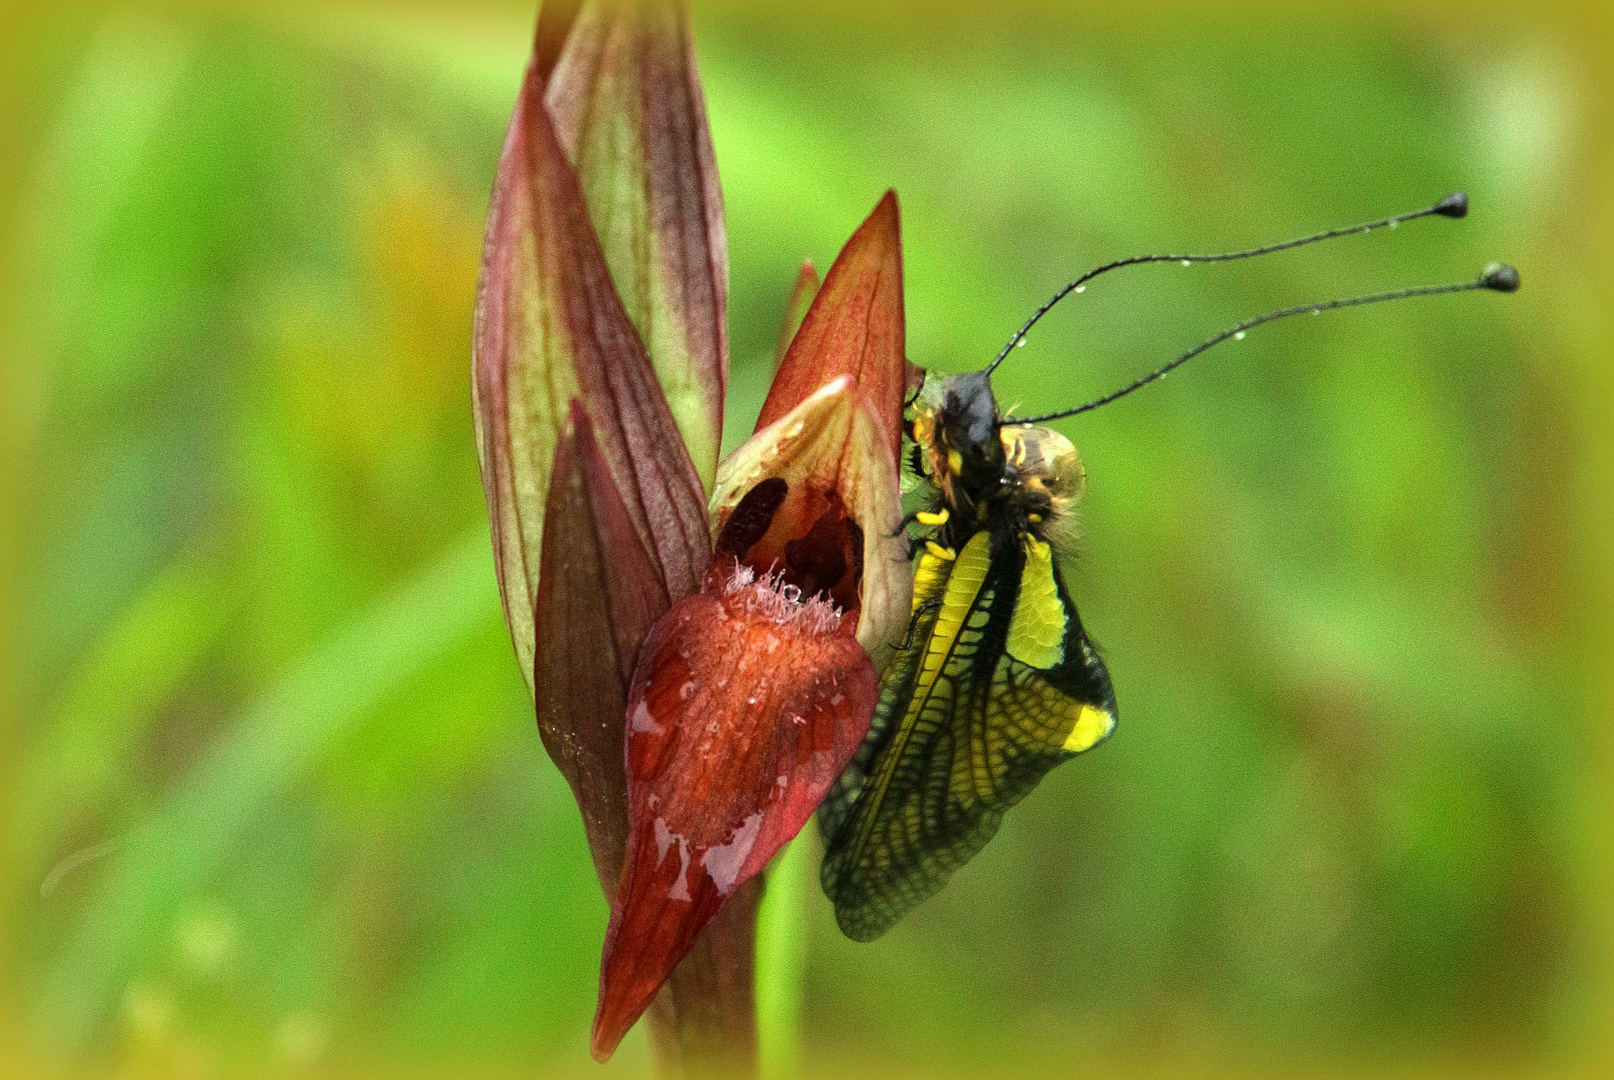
(940, 371), (1005, 481)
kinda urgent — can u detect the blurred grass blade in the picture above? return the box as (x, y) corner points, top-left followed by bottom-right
(773, 260), (818, 371)
(32, 532), (497, 1052)
(16, 557), (226, 879)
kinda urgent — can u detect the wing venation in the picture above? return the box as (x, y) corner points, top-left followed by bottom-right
(821, 531), (1116, 941)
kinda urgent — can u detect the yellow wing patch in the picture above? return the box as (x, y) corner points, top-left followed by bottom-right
(1005, 537), (1065, 669)
(909, 545), (954, 612)
(906, 531), (992, 738)
(1064, 704), (1115, 753)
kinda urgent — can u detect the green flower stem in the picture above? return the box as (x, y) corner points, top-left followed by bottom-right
(755, 836), (809, 1079)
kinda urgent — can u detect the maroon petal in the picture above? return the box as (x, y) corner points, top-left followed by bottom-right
(473, 50), (709, 697)
(534, 401), (670, 891)
(547, 1), (729, 489)
(591, 567), (879, 1061)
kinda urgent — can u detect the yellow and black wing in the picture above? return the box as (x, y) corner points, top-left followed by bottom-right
(819, 529), (1116, 942)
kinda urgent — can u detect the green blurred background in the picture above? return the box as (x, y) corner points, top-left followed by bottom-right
(4, 2), (1611, 1076)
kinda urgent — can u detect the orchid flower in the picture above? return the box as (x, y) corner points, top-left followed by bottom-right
(472, 1), (911, 1071)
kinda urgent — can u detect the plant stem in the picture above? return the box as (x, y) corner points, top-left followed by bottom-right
(755, 837), (808, 1079)
(647, 876), (763, 1078)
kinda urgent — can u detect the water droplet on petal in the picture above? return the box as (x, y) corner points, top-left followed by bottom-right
(630, 701), (665, 734)
(702, 813), (764, 896)
(1181, 259), (1191, 267)
(1074, 284), (1086, 293)
(1234, 331), (1246, 340)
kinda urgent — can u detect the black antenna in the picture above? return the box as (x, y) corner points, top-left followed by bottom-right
(984, 191), (1470, 376)
(1002, 263), (1520, 426)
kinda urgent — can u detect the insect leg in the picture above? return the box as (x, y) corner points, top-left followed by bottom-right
(896, 598), (942, 651)
(908, 442), (928, 480)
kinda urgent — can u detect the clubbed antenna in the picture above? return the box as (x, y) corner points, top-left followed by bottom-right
(1004, 263), (1521, 426)
(985, 192), (1473, 376)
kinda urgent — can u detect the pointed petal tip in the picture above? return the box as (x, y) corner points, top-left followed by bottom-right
(852, 188), (901, 252)
(562, 394), (586, 433)
(589, 1010), (624, 1064)
(758, 191), (908, 446)
(792, 258), (820, 294)
(774, 259), (824, 370)
(531, 0), (583, 85)
(591, 910), (670, 1064)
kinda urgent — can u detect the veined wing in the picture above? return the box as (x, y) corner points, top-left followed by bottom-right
(817, 536), (961, 853)
(820, 529), (1116, 941)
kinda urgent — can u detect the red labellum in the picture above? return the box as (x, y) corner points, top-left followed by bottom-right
(591, 558), (877, 1061)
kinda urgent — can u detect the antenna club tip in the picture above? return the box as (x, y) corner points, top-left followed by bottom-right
(1435, 191), (1469, 218)
(1480, 262), (1520, 292)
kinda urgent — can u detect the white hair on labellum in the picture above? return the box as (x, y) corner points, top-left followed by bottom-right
(722, 562), (846, 636)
